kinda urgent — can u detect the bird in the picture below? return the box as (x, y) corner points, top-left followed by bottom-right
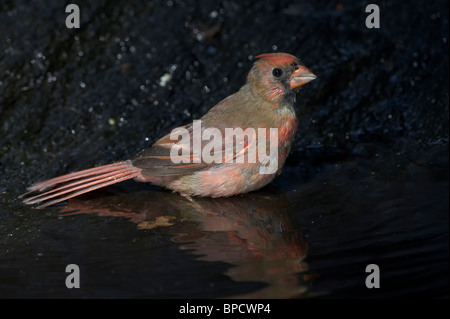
(21, 53), (316, 208)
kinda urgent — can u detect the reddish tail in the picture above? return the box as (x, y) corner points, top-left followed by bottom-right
(21, 161), (140, 209)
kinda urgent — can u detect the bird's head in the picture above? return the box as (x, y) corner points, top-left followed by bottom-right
(247, 53), (316, 105)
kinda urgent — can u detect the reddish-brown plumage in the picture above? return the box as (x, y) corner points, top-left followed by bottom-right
(255, 53), (297, 65)
(22, 53), (316, 208)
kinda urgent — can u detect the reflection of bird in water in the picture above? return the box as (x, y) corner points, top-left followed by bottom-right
(60, 186), (309, 298)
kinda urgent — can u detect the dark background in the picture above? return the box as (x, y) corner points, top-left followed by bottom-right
(0, 0), (448, 298)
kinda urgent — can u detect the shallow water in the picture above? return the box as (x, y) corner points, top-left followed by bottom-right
(0, 142), (447, 298)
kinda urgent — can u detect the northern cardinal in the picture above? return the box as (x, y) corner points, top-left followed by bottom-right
(22, 53), (316, 208)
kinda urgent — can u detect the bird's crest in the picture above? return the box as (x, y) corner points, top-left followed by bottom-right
(255, 53), (297, 65)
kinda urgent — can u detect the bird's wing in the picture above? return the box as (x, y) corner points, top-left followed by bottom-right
(132, 122), (257, 176)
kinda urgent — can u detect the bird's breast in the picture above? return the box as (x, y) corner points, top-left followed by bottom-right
(277, 115), (298, 146)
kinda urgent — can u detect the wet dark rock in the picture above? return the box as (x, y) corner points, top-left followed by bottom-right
(1, 1), (448, 191)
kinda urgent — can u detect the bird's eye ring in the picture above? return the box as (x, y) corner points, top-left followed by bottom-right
(272, 68), (283, 77)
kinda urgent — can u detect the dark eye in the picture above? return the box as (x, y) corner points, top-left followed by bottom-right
(272, 68), (283, 77)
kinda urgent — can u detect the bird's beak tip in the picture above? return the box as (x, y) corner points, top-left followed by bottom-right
(290, 65), (316, 89)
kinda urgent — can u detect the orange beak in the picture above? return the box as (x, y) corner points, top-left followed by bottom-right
(290, 65), (316, 89)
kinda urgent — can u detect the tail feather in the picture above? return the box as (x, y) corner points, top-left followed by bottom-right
(21, 161), (140, 209)
(24, 162), (127, 193)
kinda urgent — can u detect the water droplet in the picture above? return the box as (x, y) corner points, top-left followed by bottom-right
(169, 64), (178, 73)
(159, 73), (172, 87)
